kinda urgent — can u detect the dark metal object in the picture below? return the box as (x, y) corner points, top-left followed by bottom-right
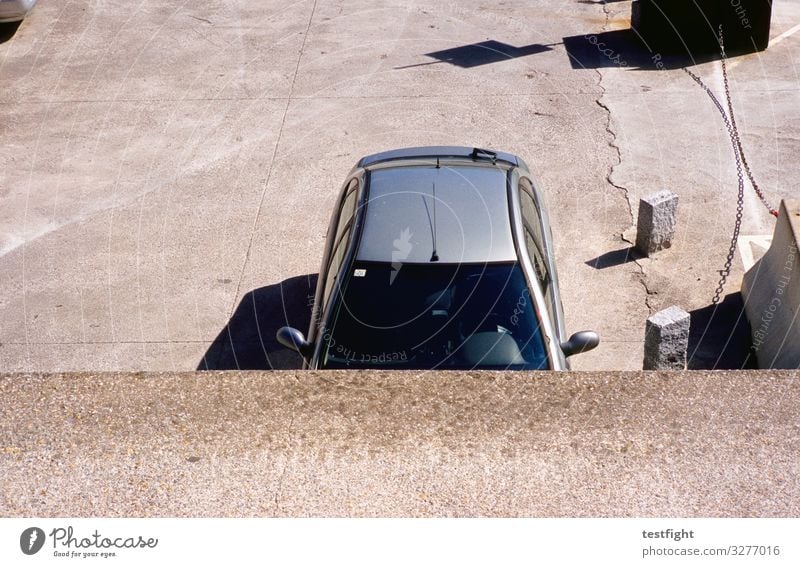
(276, 326), (312, 357)
(561, 331), (601, 357)
(632, 0), (772, 55)
(470, 147), (498, 163)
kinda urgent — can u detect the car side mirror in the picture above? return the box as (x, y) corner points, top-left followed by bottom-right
(276, 326), (312, 357)
(561, 331), (599, 357)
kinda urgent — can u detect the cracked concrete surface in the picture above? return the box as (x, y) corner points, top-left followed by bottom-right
(592, 0), (800, 355)
(596, 97), (636, 228)
(592, 1), (661, 322)
(596, 2), (636, 229)
(1, 0), (798, 372)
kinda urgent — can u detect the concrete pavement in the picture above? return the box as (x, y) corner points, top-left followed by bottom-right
(1, 1), (799, 372)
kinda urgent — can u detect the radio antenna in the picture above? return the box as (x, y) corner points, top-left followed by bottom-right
(421, 184), (440, 263)
(430, 182), (439, 262)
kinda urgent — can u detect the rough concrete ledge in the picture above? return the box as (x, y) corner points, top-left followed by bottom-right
(1, 371), (798, 517)
(742, 200), (800, 368)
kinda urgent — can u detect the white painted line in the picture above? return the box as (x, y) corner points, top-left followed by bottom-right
(771, 22), (800, 47)
(728, 22), (800, 70)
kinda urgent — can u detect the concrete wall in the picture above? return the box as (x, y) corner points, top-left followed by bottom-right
(742, 200), (800, 368)
(1, 371), (799, 517)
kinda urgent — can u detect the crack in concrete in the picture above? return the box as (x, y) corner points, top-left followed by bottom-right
(596, 2), (654, 316)
(595, 95), (633, 225)
(188, 15), (213, 25)
(620, 233), (657, 315)
(596, 3), (634, 230)
(635, 263), (657, 315)
(229, 0), (319, 324)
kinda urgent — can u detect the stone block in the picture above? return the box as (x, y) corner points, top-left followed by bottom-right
(644, 306), (690, 370)
(636, 190), (679, 257)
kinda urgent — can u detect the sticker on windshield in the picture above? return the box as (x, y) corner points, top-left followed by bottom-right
(354, 269), (367, 277)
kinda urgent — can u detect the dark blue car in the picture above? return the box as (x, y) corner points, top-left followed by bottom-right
(278, 146), (598, 370)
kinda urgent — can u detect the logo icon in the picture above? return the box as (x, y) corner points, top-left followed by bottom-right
(20, 527), (46, 555)
(391, 227), (413, 284)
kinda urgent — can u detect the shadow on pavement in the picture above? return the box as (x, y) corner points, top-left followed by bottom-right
(585, 246), (641, 270)
(396, 40), (555, 70)
(199, 274), (318, 370)
(0, 21), (22, 44)
(688, 292), (757, 369)
(563, 29), (724, 70)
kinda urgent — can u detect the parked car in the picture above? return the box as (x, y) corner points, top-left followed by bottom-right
(0, 0), (37, 23)
(277, 146), (598, 370)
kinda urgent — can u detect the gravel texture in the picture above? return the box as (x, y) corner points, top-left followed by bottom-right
(1, 370), (798, 517)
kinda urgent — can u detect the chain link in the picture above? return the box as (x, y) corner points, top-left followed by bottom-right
(682, 25), (776, 305)
(719, 46), (780, 218)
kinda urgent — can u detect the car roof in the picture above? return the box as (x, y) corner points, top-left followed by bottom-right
(355, 161), (518, 264)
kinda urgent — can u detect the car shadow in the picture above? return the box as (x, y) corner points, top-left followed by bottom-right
(199, 274), (318, 370)
(0, 21), (22, 44)
(688, 292), (757, 369)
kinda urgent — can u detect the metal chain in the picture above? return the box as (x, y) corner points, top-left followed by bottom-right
(682, 25), (776, 305)
(718, 32), (780, 217)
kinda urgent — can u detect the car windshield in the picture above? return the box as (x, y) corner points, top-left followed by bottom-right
(321, 262), (549, 369)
